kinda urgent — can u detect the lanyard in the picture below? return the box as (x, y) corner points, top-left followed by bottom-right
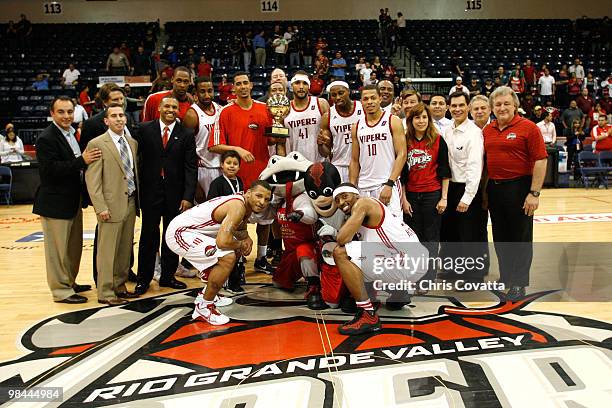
(223, 175), (239, 194)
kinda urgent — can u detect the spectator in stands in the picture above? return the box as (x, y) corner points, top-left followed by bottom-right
(331, 51), (347, 80)
(302, 39), (314, 67)
(543, 100), (560, 122)
(355, 56), (366, 73)
(309, 72), (325, 96)
(529, 105), (544, 123)
(495, 66), (509, 86)
(371, 56), (384, 78)
(538, 68), (555, 105)
(315, 37), (328, 52)
(197, 56), (213, 78)
(61, 63), (80, 88)
(106, 47), (130, 75)
(429, 94), (452, 134)
(6, 20), (17, 50)
(561, 100), (585, 136)
(230, 35), (242, 67)
(165, 46), (178, 67)
(359, 61), (373, 86)
(392, 74), (402, 96)
(119, 42), (131, 64)
(71, 97), (89, 128)
(536, 110), (556, 146)
(522, 59), (537, 92)
(469, 95), (491, 129)
(521, 94), (536, 118)
(589, 102), (607, 125)
(253, 29), (267, 66)
(0, 126), (25, 163)
(218, 74), (233, 105)
(369, 72), (379, 85)
(242, 30), (253, 72)
(184, 47), (197, 67)
(566, 119), (585, 176)
(132, 46), (152, 77)
(315, 50), (329, 79)
(576, 88), (595, 129)
(272, 34), (287, 66)
(592, 115), (612, 153)
(287, 31), (300, 67)
(582, 71), (598, 97)
(448, 76), (469, 96)
(569, 58), (585, 81)
(15, 14), (32, 48)
(450, 51), (464, 78)
(187, 62), (197, 80)
(509, 64), (525, 96)
(483, 86), (547, 301)
(397, 12), (406, 42)
(150, 71), (171, 93)
(32, 73), (50, 91)
(384, 63), (396, 79)
(482, 78), (495, 97)
(1, 123), (14, 141)
(567, 73), (582, 101)
(468, 78), (481, 98)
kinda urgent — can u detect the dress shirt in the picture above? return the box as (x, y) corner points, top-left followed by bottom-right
(434, 117), (453, 136)
(53, 122), (81, 157)
(536, 120), (556, 144)
(108, 129), (134, 171)
(159, 119), (176, 143)
(443, 119), (484, 205)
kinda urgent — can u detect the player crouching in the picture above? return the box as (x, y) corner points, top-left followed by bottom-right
(166, 181), (273, 325)
(332, 183), (427, 335)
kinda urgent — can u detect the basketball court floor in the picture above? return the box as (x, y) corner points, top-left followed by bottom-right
(0, 188), (611, 406)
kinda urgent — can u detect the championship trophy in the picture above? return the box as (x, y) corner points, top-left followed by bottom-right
(265, 94), (290, 138)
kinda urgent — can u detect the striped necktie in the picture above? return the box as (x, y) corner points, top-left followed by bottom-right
(118, 136), (135, 196)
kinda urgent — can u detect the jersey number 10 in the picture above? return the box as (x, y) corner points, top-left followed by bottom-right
(367, 144), (377, 156)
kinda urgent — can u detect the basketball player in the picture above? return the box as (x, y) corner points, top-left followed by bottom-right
(142, 66), (193, 121)
(182, 76), (221, 200)
(332, 183), (425, 335)
(349, 85), (407, 217)
(318, 80), (363, 182)
(283, 71), (330, 162)
(165, 181), (273, 325)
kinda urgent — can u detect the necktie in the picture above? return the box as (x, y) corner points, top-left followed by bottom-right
(118, 137), (135, 196)
(162, 126), (169, 149)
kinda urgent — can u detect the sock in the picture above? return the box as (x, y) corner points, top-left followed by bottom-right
(356, 299), (374, 311)
(257, 245), (267, 259)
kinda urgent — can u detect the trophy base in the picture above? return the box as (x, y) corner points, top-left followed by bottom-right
(265, 126), (289, 138)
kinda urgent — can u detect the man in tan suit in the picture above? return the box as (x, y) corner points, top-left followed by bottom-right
(85, 103), (140, 305)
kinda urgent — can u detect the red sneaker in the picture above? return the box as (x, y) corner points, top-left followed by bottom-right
(338, 309), (381, 335)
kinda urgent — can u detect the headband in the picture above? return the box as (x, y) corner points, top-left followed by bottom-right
(290, 74), (311, 87)
(332, 185), (359, 199)
(326, 81), (350, 93)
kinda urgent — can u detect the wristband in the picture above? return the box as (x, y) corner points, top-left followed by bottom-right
(384, 179), (395, 187)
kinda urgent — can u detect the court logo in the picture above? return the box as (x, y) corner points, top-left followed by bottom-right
(0, 288), (610, 406)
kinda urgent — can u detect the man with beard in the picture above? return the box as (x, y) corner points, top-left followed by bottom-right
(142, 66), (194, 121)
(209, 72), (283, 274)
(349, 85), (406, 217)
(183, 77), (221, 200)
(166, 181), (273, 325)
(429, 94), (452, 135)
(318, 80), (363, 182)
(332, 183), (424, 335)
(283, 71), (330, 162)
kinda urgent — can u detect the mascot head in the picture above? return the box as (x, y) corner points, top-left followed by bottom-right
(259, 151), (312, 197)
(304, 162), (341, 217)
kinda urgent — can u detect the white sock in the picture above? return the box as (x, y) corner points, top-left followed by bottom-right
(257, 245), (267, 259)
(356, 299), (374, 311)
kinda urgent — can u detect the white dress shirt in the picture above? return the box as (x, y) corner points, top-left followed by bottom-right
(443, 119), (484, 206)
(159, 120), (176, 141)
(73, 104), (89, 124)
(0, 137), (25, 163)
(433, 117), (452, 136)
(108, 129), (134, 171)
(536, 120), (556, 144)
(53, 122), (81, 157)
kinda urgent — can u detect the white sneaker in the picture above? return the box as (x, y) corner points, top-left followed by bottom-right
(153, 253), (161, 282)
(192, 303), (230, 325)
(176, 263), (197, 278)
(195, 292), (233, 307)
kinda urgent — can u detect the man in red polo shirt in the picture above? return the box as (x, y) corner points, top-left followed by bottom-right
(592, 115), (612, 152)
(209, 71), (285, 274)
(142, 66), (194, 121)
(483, 86), (547, 301)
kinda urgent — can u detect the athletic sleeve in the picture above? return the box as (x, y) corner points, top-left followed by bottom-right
(142, 94), (156, 122)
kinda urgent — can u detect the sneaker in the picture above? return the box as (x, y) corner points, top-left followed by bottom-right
(226, 282), (245, 294)
(195, 291), (233, 307)
(305, 285), (328, 310)
(338, 309), (381, 335)
(192, 303), (230, 325)
(254, 257), (275, 275)
(506, 286), (526, 302)
(175, 263), (197, 278)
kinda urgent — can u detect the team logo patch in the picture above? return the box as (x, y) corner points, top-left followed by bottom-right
(0, 288), (610, 406)
(506, 132), (517, 140)
(204, 245), (217, 256)
(248, 123), (259, 130)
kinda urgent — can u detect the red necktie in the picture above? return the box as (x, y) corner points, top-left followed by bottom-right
(162, 126), (169, 148)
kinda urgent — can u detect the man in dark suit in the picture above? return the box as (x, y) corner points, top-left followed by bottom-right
(33, 96), (102, 303)
(135, 96), (197, 294)
(80, 83), (136, 284)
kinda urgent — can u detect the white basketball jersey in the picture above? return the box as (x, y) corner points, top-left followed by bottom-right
(358, 198), (419, 243)
(284, 96), (323, 162)
(192, 102), (221, 168)
(168, 194), (245, 239)
(329, 100), (363, 167)
(356, 110), (396, 189)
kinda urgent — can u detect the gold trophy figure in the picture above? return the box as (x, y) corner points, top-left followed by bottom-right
(265, 94), (290, 137)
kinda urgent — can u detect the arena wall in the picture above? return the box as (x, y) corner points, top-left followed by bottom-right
(0, 0), (606, 24)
